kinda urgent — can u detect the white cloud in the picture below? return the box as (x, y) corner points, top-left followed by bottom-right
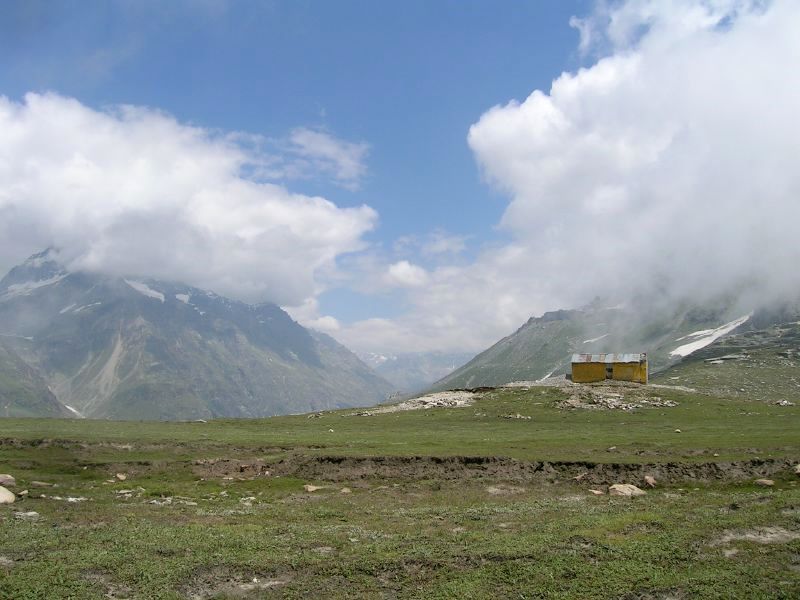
(336, 0), (800, 354)
(286, 127), (369, 191)
(384, 261), (429, 288)
(0, 92), (376, 306)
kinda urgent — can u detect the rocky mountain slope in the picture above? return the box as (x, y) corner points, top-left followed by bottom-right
(654, 320), (800, 404)
(429, 299), (797, 391)
(0, 250), (392, 420)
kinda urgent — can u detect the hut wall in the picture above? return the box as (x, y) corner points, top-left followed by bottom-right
(611, 362), (648, 384)
(572, 362), (606, 383)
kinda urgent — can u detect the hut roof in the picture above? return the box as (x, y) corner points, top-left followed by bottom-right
(571, 353), (646, 364)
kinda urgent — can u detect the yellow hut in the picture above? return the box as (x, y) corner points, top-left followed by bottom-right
(571, 353), (648, 384)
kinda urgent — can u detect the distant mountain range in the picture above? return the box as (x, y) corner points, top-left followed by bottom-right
(0, 250), (392, 420)
(430, 298), (800, 391)
(360, 351), (475, 394)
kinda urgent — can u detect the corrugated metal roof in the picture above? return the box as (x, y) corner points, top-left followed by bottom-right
(571, 353), (646, 364)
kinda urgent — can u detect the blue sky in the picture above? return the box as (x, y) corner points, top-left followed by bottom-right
(0, 1), (586, 234)
(1, 1), (797, 355)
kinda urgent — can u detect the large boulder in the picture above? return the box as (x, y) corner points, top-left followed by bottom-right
(0, 474), (15, 487)
(0, 486), (15, 504)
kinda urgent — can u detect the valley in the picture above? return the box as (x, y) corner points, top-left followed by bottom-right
(1, 333), (798, 598)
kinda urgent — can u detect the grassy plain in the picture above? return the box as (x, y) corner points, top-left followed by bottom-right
(1, 378), (799, 598)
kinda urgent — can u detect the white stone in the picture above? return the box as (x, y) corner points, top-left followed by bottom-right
(609, 483), (646, 497)
(0, 474), (15, 487)
(0, 486), (15, 504)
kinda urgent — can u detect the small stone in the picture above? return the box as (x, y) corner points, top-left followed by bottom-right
(588, 489), (605, 496)
(340, 487), (352, 494)
(0, 474), (15, 487)
(674, 429), (682, 433)
(303, 484), (323, 492)
(13, 511), (39, 521)
(793, 464), (800, 476)
(0, 486), (15, 504)
(644, 475), (657, 488)
(115, 473), (127, 481)
(328, 429), (334, 433)
(754, 479), (774, 487)
(18, 490), (28, 497)
(713, 453), (720, 457)
(0, 556), (13, 567)
(573, 473), (588, 482)
(606, 446), (617, 452)
(609, 483), (646, 497)
(30, 481), (53, 488)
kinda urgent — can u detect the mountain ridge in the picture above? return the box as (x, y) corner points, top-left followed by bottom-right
(0, 250), (393, 420)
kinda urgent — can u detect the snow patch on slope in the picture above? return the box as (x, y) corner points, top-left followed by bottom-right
(64, 405), (84, 418)
(125, 280), (165, 302)
(1, 273), (67, 300)
(669, 313), (752, 358)
(583, 333), (609, 344)
(175, 293), (190, 304)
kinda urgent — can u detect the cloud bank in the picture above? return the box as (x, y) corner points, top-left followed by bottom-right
(0, 92), (376, 305)
(332, 0), (800, 353)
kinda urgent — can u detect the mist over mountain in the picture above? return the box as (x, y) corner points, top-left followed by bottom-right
(0, 250), (392, 420)
(360, 351), (475, 394)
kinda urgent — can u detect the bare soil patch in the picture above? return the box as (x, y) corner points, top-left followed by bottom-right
(178, 567), (290, 599)
(710, 527), (800, 546)
(260, 454), (797, 484)
(82, 569), (133, 599)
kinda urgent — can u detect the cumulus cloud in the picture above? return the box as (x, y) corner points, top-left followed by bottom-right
(468, 0), (800, 310)
(383, 261), (429, 288)
(0, 92), (376, 305)
(336, 0), (800, 354)
(286, 128), (369, 191)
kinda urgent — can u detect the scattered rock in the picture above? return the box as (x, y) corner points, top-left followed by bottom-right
(0, 474), (15, 487)
(794, 464), (800, 476)
(723, 548), (739, 558)
(0, 556), (13, 568)
(328, 429), (334, 433)
(711, 527), (800, 546)
(43, 495), (86, 502)
(303, 484), (323, 492)
(0, 486), (15, 504)
(149, 497), (173, 506)
(588, 489), (605, 496)
(18, 490), (28, 497)
(13, 511), (39, 521)
(775, 400), (795, 406)
(754, 479), (774, 487)
(674, 429), (682, 433)
(606, 446), (617, 452)
(501, 413), (531, 420)
(353, 390), (478, 416)
(30, 481), (54, 488)
(314, 546), (334, 554)
(340, 487), (352, 494)
(609, 483), (647, 497)
(115, 473), (127, 481)
(644, 475), (657, 488)
(573, 472), (588, 482)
